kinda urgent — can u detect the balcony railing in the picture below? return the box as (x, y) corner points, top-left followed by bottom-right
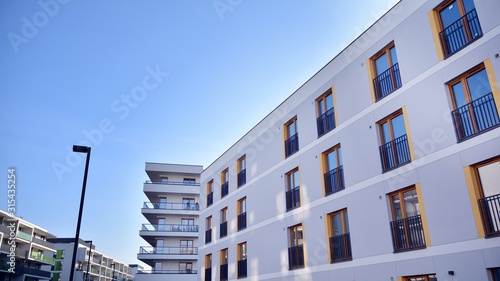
(144, 180), (200, 186)
(221, 182), (229, 198)
(141, 224), (199, 232)
(138, 269), (198, 274)
(238, 169), (246, 187)
(139, 246), (198, 255)
(479, 193), (500, 237)
(237, 259), (247, 278)
(452, 93), (499, 141)
(329, 233), (352, 263)
(143, 202), (199, 211)
(317, 107), (335, 137)
(286, 187), (301, 211)
(14, 265), (51, 278)
(238, 212), (247, 231)
(439, 9), (482, 58)
(288, 245), (305, 270)
(205, 229), (212, 244)
(285, 133), (299, 157)
(17, 230), (31, 241)
(220, 263), (228, 281)
(379, 134), (411, 172)
(390, 214), (426, 252)
(220, 221), (228, 238)
(204, 268), (212, 281)
(207, 192), (213, 207)
(30, 252), (55, 264)
(324, 166), (345, 196)
(32, 237), (55, 249)
(373, 63), (402, 101)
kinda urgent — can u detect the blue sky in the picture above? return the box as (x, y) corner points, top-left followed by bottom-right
(0, 0), (397, 267)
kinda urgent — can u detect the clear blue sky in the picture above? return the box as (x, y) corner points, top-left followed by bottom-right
(0, 0), (397, 267)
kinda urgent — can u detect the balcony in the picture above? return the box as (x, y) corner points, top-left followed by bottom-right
(390, 214), (426, 252)
(32, 237), (55, 249)
(237, 259), (247, 278)
(138, 269), (197, 274)
(317, 107), (335, 137)
(237, 169), (246, 187)
(220, 263), (228, 281)
(140, 224), (199, 242)
(379, 134), (411, 172)
(288, 245), (304, 270)
(237, 212), (247, 231)
(439, 9), (482, 58)
(205, 229), (212, 244)
(143, 180), (199, 196)
(452, 93), (499, 142)
(324, 166), (345, 196)
(286, 187), (301, 211)
(207, 192), (213, 207)
(142, 201), (199, 220)
(221, 181), (229, 198)
(285, 133), (299, 157)
(30, 252), (55, 265)
(138, 246), (198, 262)
(373, 63), (402, 101)
(220, 221), (228, 238)
(329, 233), (352, 263)
(479, 193), (500, 237)
(17, 230), (32, 241)
(14, 265), (51, 278)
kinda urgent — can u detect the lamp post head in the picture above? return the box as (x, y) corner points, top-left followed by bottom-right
(73, 145), (90, 153)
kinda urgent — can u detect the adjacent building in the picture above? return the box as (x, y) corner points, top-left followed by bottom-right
(137, 163), (203, 281)
(199, 0), (500, 280)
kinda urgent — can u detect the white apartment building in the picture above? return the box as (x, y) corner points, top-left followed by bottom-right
(48, 238), (133, 281)
(136, 163), (203, 281)
(0, 209), (56, 281)
(198, 0), (500, 280)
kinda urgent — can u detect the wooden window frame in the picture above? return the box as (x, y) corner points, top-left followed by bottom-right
(285, 168), (300, 192)
(369, 41), (401, 101)
(237, 242), (247, 261)
(205, 254), (212, 269)
(288, 224), (304, 247)
(326, 208), (351, 263)
(284, 116), (299, 157)
(237, 197), (246, 215)
(220, 248), (228, 265)
(221, 168), (229, 184)
(220, 207), (228, 223)
(206, 216), (212, 230)
(316, 88), (333, 116)
(389, 186), (419, 221)
(237, 155), (247, 187)
(284, 116), (298, 140)
(447, 63), (487, 109)
(378, 110), (404, 144)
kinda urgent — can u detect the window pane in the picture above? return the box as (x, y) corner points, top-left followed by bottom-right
(319, 99), (325, 114)
(288, 122), (296, 136)
(325, 94), (333, 110)
(463, 0), (475, 13)
(392, 114), (406, 139)
(466, 69), (492, 101)
(344, 211), (349, 233)
(477, 161), (500, 197)
(452, 82), (467, 107)
(338, 147), (343, 166)
(390, 46), (398, 65)
(391, 194), (403, 220)
(331, 213), (343, 236)
(440, 1), (460, 28)
(293, 171), (300, 189)
(327, 150), (338, 171)
(375, 53), (389, 75)
(381, 122), (390, 144)
(403, 189), (420, 217)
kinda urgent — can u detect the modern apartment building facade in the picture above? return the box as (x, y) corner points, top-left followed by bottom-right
(137, 163), (203, 281)
(198, 0), (500, 280)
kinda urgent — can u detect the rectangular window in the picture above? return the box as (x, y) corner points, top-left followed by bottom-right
(371, 42), (402, 101)
(284, 117), (299, 157)
(205, 216), (212, 244)
(237, 156), (247, 187)
(237, 197), (247, 231)
(288, 224), (305, 270)
(220, 249), (228, 281)
(403, 274), (437, 281)
(207, 180), (214, 207)
(316, 89), (336, 136)
(436, 0), (482, 58)
(180, 262), (193, 273)
(221, 168), (229, 198)
(220, 207), (228, 238)
(327, 209), (352, 263)
(183, 198), (195, 210)
(449, 64), (499, 141)
(378, 110), (411, 172)
(323, 145), (345, 196)
(181, 218), (195, 232)
(285, 168), (301, 211)
(180, 240), (194, 254)
(204, 254), (212, 281)
(184, 178), (196, 185)
(389, 186), (426, 252)
(475, 157), (500, 237)
(237, 242), (248, 278)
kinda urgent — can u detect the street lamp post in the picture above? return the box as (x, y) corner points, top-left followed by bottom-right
(69, 145), (91, 281)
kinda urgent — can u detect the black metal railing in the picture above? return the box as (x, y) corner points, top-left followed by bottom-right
(238, 212), (247, 231)
(238, 169), (246, 187)
(288, 245), (305, 270)
(478, 193), (500, 237)
(221, 181), (229, 198)
(141, 224), (199, 232)
(329, 233), (352, 263)
(390, 215), (426, 252)
(205, 229), (212, 244)
(220, 221), (228, 238)
(207, 192), (214, 207)
(138, 269), (198, 274)
(220, 263), (228, 281)
(204, 268), (211, 281)
(379, 134), (411, 172)
(285, 133), (299, 157)
(317, 107), (336, 137)
(439, 9), (482, 58)
(144, 180), (200, 186)
(373, 63), (402, 101)
(286, 187), (301, 211)
(143, 201), (199, 211)
(237, 259), (247, 278)
(14, 266), (51, 278)
(324, 165), (345, 196)
(452, 93), (499, 141)
(139, 246), (198, 255)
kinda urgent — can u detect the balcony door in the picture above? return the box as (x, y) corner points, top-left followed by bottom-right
(156, 240), (164, 254)
(158, 218), (166, 231)
(159, 197), (167, 209)
(476, 158), (500, 236)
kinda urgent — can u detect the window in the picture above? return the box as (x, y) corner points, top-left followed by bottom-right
(207, 180), (214, 207)
(371, 42), (402, 100)
(159, 197), (167, 209)
(389, 186), (426, 252)
(322, 145), (344, 196)
(204, 254), (212, 281)
(475, 157), (500, 237)
(157, 218), (166, 231)
(180, 262), (193, 274)
(220, 207), (228, 238)
(435, 0), (482, 58)
(184, 178), (196, 185)
(221, 169), (229, 198)
(154, 262), (162, 273)
(490, 268), (500, 281)
(237, 156), (246, 187)
(378, 110), (411, 172)
(183, 198), (195, 210)
(161, 177), (168, 184)
(284, 117), (299, 157)
(449, 65), (499, 141)
(288, 224), (305, 270)
(205, 216), (212, 244)
(285, 168), (301, 211)
(181, 218), (195, 232)
(156, 239), (164, 254)
(237, 197), (247, 231)
(237, 242), (247, 278)
(316, 89), (336, 136)
(180, 240), (194, 254)
(327, 209), (352, 263)
(220, 249), (228, 281)
(403, 274), (437, 281)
